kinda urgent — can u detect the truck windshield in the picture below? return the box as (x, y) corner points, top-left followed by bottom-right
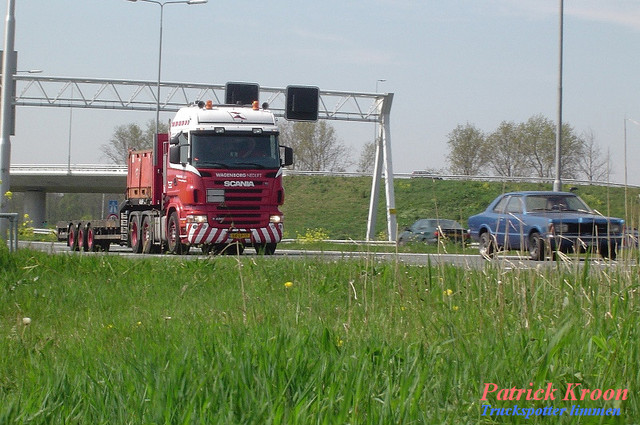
(190, 132), (280, 169)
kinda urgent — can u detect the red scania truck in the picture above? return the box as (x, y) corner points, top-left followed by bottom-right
(57, 83), (319, 255)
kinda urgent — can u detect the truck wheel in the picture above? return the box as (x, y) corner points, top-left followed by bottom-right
(255, 243), (276, 255)
(85, 224), (97, 252)
(68, 224), (79, 251)
(141, 216), (153, 254)
(78, 225), (87, 252)
(167, 212), (185, 255)
(129, 214), (142, 253)
(224, 242), (244, 255)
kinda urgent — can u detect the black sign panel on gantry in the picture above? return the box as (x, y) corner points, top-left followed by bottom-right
(225, 82), (260, 105)
(285, 85), (319, 121)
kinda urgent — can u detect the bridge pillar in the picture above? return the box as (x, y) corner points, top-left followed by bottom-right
(23, 190), (46, 228)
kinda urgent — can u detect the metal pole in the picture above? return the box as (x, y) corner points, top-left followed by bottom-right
(553, 0), (563, 192)
(624, 118), (628, 223)
(0, 0), (16, 241)
(366, 80), (385, 241)
(155, 3), (163, 140)
(67, 85), (73, 174)
(380, 94), (396, 241)
(366, 121), (383, 241)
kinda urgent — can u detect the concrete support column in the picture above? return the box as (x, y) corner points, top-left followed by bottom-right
(23, 190), (46, 228)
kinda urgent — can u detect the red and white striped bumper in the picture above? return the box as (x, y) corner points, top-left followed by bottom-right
(186, 223), (283, 245)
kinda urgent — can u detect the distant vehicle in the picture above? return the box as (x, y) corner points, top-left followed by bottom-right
(410, 170), (442, 180)
(398, 219), (469, 245)
(467, 191), (624, 260)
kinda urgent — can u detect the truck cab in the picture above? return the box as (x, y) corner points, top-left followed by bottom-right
(163, 100), (292, 255)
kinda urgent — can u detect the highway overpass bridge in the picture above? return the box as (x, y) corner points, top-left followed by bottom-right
(10, 164), (127, 227)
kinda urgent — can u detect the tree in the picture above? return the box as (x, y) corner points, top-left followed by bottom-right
(577, 130), (611, 182)
(486, 121), (529, 177)
(278, 120), (352, 171)
(521, 114), (556, 178)
(446, 123), (487, 175)
(101, 120), (168, 164)
(356, 141), (377, 174)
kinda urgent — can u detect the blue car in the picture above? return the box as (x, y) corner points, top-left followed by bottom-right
(468, 191), (624, 260)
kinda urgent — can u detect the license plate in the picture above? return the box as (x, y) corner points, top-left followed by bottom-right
(229, 232), (251, 240)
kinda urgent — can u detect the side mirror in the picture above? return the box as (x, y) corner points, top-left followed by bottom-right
(170, 131), (183, 146)
(169, 145), (180, 164)
(280, 146), (293, 167)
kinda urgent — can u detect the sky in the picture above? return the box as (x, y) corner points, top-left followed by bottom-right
(4, 0), (640, 185)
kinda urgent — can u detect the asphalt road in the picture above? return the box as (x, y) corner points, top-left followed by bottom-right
(16, 240), (628, 270)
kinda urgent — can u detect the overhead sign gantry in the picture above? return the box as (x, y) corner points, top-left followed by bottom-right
(10, 75), (396, 241)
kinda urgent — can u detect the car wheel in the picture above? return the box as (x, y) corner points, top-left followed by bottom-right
(528, 232), (547, 261)
(599, 242), (617, 260)
(479, 232), (496, 259)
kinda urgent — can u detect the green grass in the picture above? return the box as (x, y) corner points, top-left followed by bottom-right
(1, 248), (638, 423)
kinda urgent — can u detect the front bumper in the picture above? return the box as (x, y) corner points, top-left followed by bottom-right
(548, 233), (623, 252)
(186, 222), (283, 245)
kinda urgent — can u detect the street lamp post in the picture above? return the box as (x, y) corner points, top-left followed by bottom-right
(126, 0), (207, 140)
(0, 0), (16, 241)
(553, 0), (564, 192)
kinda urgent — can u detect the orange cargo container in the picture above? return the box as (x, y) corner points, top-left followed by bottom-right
(127, 149), (154, 201)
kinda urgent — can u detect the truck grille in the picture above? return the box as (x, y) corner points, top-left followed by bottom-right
(204, 177), (276, 227)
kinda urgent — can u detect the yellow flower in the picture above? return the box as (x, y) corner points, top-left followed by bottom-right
(284, 281), (293, 288)
(443, 289), (453, 296)
(4, 191), (12, 200)
(452, 305), (459, 311)
(136, 321), (142, 326)
(337, 339), (343, 347)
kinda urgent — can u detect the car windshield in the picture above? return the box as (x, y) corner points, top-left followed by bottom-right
(525, 195), (591, 212)
(190, 131), (280, 169)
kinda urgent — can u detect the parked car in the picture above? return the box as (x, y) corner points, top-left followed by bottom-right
(398, 219), (469, 245)
(467, 191), (624, 260)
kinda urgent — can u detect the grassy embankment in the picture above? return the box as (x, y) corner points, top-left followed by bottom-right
(282, 176), (640, 240)
(0, 248), (638, 423)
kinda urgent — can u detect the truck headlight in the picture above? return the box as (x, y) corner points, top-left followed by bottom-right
(610, 224), (621, 233)
(186, 214), (208, 224)
(269, 215), (282, 224)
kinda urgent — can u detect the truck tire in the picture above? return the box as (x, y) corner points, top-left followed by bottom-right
(141, 215), (153, 254)
(68, 224), (79, 251)
(85, 224), (97, 252)
(255, 243), (276, 255)
(129, 214), (142, 253)
(167, 212), (186, 255)
(224, 242), (244, 255)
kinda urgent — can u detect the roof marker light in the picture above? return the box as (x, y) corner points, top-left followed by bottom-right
(252, 100), (259, 110)
(205, 100), (213, 110)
